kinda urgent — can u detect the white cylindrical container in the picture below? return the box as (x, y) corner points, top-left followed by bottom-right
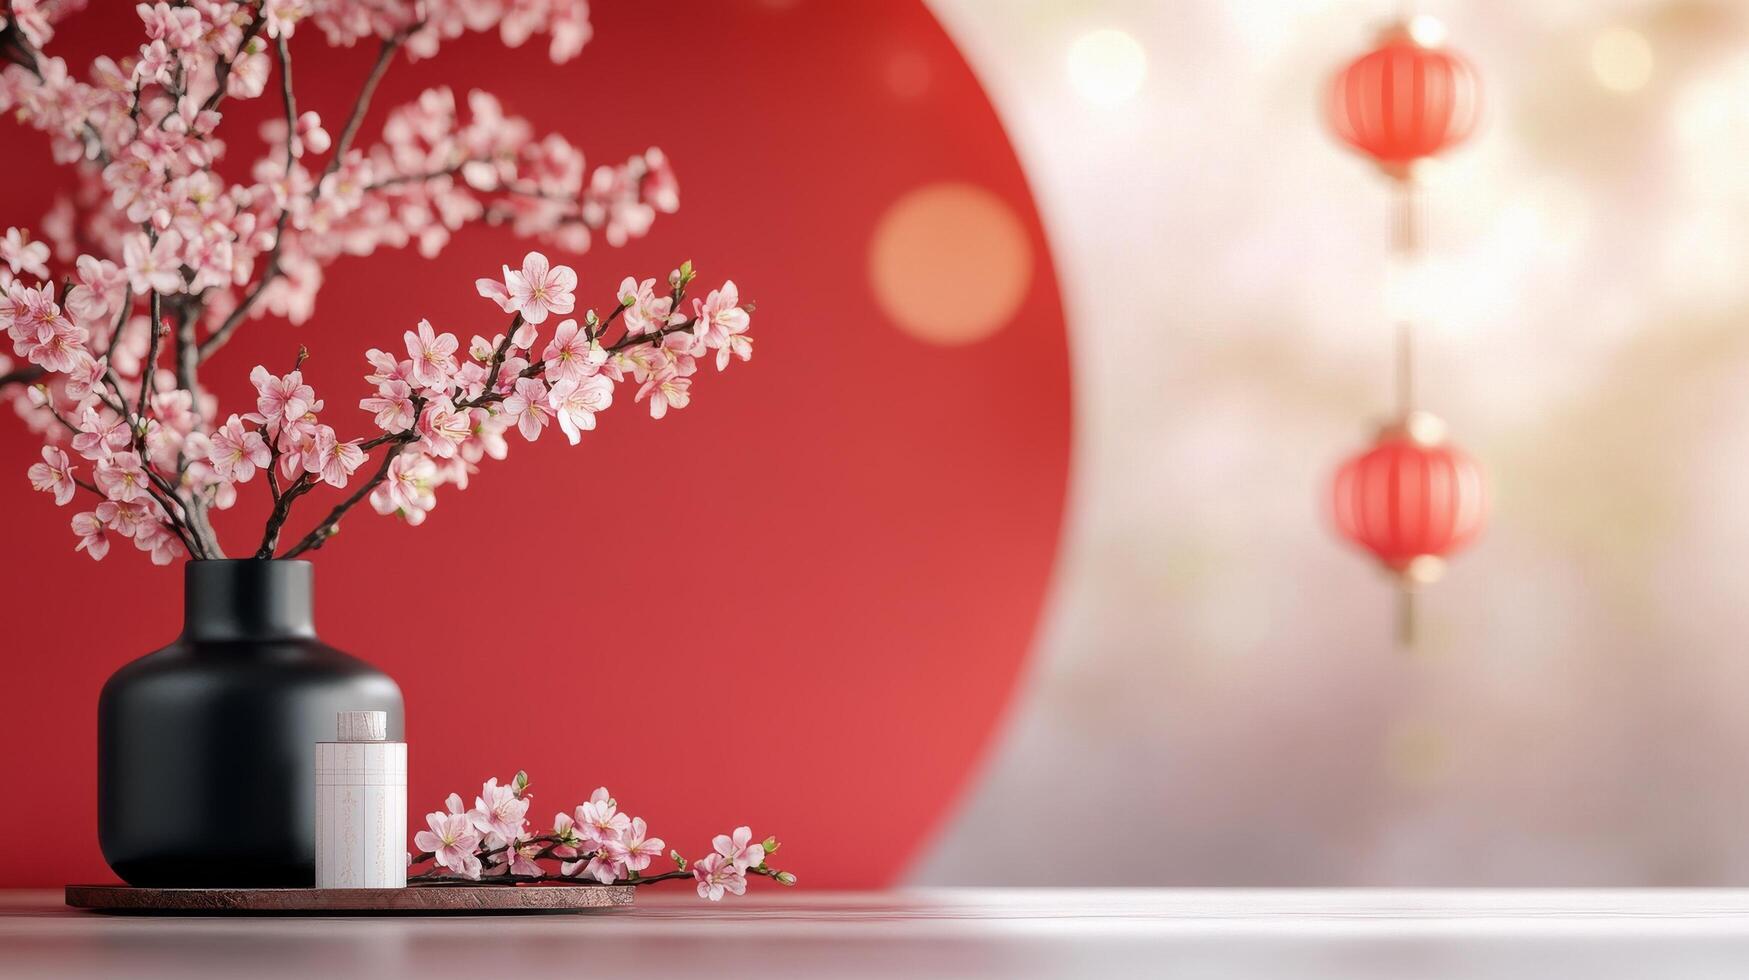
(315, 710), (407, 888)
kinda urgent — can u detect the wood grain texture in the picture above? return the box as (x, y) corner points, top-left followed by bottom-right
(20, 890), (1749, 978)
(64, 884), (634, 914)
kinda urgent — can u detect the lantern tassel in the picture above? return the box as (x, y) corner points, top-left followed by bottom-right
(1396, 582), (1417, 651)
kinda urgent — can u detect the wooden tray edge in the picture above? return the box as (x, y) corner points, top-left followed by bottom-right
(66, 884), (636, 915)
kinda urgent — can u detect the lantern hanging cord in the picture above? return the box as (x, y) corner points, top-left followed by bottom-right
(1391, 178), (1420, 420)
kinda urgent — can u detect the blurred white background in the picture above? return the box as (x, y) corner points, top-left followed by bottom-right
(914, 0), (1749, 884)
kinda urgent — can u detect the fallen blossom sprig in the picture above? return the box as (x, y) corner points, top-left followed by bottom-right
(408, 772), (795, 901)
(0, 1), (723, 563)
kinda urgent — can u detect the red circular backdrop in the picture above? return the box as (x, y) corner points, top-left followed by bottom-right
(0, 1), (1069, 887)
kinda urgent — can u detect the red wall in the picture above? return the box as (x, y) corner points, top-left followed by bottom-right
(0, 0), (1068, 888)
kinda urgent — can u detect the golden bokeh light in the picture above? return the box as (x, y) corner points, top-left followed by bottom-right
(1590, 27), (1654, 93)
(1408, 15), (1449, 49)
(869, 183), (1033, 346)
(1067, 28), (1147, 106)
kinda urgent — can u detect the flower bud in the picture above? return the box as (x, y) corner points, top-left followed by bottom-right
(671, 849), (687, 870)
(763, 837), (779, 853)
(775, 871), (797, 886)
(512, 770), (530, 795)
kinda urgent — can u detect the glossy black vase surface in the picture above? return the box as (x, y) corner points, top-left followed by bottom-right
(98, 560), (403, 887)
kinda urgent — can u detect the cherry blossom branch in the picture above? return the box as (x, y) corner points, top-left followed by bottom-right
(97, 360), (196, 548)
(274, 35), (297, 176)
(197, 32), (299, 362)
(479, 314), (524, 394)
(198, 5), (269, 114)
(0, 366), (45, 388)
(276, 431), (415, 558)
(403, 774), (795, 899)
(199, 215), (288, 360)
(172, 302), (199, 422)
(0, 18), (111, 164)
(255, 473), (316, 558)
(138, 292), (161, 421)
(3, 5), (725, 567)
(410, 834), (562, 868)
(320, 26), (416, 183)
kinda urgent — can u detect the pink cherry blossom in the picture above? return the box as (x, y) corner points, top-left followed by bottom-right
(469, 777), (530, 843)
(694, 280), (753, 371)
(133, 520), (185, 565)
(475, 277), (515, 315)
(404, 319), (460, 392)
(121, 230), (184, 295)
(66, 255), (127, 324)
(297, 111), (331, 155)
(583, 850), (626, 885)
(360, 379), (415, 431)
(2, 281), (59, 343)
(606, 818), (665, 874)
(501, 837), (543, 877)
(249, 365), (316, 426)
(453, 360), (489, 401)
(1, 227), (51, 279)
(369, 451), (437, 524)
(308, 426), (365, 488)
(70, 509), (111, 560)
(416, 397), (471, 458)
(501, 377), (552, 441)
(636, 365), (691, 420)
(713, 826), (765, 871)
(549, 374), (612, 445)
(552, 810), (588, 877)
(207, 415), (271, 484)
(541, 318), (603, 383)
(62, 353), (109, 401)
(576, 787), (629, 846)
(492, 354), (530, 394)
(26, 320), (89, 373)
(95, 451), (150, 503)
(71, 409), (131, 461)
(497, 251), (576, 325)
(692, 852), (747, 901)
(413, 811), (482, 880)
(364, 348), (411, 386)
(100, 499), (156, 539)
(617, 276), (677, 336)
(27, 446), (76, 505)
(275, 420), (321, 480)
(469, 334), (502, 363)
(136, 2), (202, 49)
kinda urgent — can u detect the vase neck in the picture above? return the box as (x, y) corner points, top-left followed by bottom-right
(182, 560), (316, 642)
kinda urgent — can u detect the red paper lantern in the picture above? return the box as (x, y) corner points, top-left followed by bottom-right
(1327, 24), (1481, 177)
(1331, 415), (1487, 580)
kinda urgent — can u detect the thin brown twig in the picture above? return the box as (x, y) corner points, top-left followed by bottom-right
(197, 32), (300, 362)
(200, 3), (269, 114)
(321, 28), (413, 183)
(277, 432), (415, 558)
(138, 291), (162, 421)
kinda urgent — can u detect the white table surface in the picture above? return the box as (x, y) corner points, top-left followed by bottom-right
(9, 888), (1749, 978)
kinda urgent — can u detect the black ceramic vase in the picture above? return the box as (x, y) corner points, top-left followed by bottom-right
(97, 559), (403, 887)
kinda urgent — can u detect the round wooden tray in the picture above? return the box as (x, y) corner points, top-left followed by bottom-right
(66, 883), (635, 915)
